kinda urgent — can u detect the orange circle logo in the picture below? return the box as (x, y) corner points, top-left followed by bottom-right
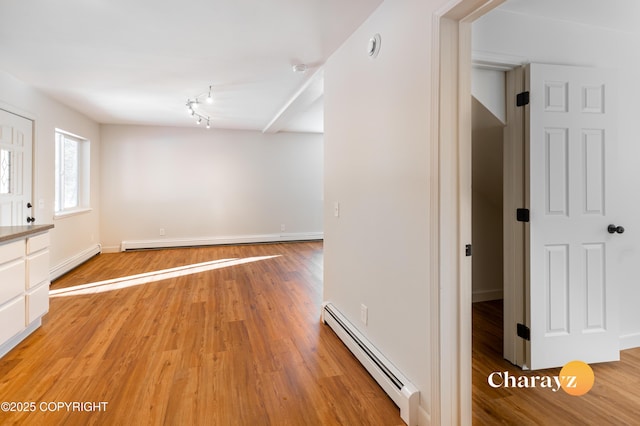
(559, 360), (594, 396)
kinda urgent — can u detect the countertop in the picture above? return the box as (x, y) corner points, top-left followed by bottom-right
(0, 224), (54, 244)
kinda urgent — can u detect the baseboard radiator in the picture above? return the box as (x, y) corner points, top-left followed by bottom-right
(50, 244), (102, 281)
(321, 303), (419, 426)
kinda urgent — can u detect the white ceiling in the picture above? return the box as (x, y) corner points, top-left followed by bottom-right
(0, 0), (383, 133)
(496, 0), (640, 35)
(3, 0), (636, 134)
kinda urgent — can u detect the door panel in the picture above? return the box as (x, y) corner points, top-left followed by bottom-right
(583, 129), (605, 214)
(0, 109), (33, 226)
(526, 63), (619, 370)
(584, 243), (605, 330)
(544, 244), (569, 335)
(544, 127), (568, 215)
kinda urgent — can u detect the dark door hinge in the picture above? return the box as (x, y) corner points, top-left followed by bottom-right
(516, 91), (530, 107)
(516, 208), (530, 223)
(465, 244), (472, 257)
(517, 323), (531, 341)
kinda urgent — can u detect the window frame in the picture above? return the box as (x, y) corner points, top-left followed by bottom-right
(54, 129), (91, 218)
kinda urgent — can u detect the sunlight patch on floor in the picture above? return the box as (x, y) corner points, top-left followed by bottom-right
(49, 255), (280, 298)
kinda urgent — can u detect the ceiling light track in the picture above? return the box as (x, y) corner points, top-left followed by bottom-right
(186, 85), (214, 129)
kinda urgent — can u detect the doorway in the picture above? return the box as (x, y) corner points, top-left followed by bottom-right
(470, 70), (505, 305)
(470, 69), (506, 380)
(433, 0), (507, 423)
(436, 0), (634, 421)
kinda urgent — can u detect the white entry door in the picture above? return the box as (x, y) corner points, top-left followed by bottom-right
(0, 109), (33, 226)
(524, 63), (620, 370)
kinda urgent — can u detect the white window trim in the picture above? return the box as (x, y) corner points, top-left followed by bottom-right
(53, 207), (93, 220)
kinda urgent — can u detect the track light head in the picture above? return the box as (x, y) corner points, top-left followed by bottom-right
(206, 86), (213, 104)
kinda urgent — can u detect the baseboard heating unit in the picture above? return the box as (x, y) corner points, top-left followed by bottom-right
(321, 303), (419, 426)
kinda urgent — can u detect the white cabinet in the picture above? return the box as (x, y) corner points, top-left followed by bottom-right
(0, 239), (25, 346)
(26, 283), (49, 323)
(0, 241), (24, 304)
(0, 227), (52, 358)
(26, 232), (50, 322)
(0, 297), (25, 345)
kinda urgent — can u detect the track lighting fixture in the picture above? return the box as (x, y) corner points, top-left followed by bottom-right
(185, 85), (214, 128)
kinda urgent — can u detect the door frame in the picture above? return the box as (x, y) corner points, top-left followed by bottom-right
(432, 0), (505, 424)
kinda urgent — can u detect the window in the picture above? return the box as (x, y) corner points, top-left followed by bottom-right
(55, 130), (90, 215)
(0, 149), (10, 194)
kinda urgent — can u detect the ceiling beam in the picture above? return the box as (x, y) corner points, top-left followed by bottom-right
(262, 67), (324, 134)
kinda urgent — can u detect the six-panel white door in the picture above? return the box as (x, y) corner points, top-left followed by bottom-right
(526, 63), (620, 370)
(0, 109), (33, 226)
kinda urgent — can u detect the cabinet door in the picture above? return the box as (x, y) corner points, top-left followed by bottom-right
(0, 260), (24, 304)
(0, 239), (23, 263)
(27, 250), (49, 289)
(26, 282), (49, 323)
(27, 232), (49, 254)
(0, 297), (25, 343)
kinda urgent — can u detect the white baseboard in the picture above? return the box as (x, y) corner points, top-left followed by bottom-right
(0, 318), (41, 359)
(472, 289), (503, 303)
(620, 332), (640, 351)
(50, 244), (102, 281)
(418, 405), (431, 426)
(119, 232), (323, 252)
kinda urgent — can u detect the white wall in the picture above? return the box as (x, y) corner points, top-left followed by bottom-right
(100, 124), (323, 251)
(472, 68), (506, 124)
(324, 0), (451, 420)
(472, 98), (504, 302)
(473, 10), (640, 349)
(0, 71), (101, 273)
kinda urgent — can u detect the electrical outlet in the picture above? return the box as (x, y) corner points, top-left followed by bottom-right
(334, 201), (340, 217)
(159, 228), (165, 236)
(360, 304), (368, 325)
(281, 224), (286, 232)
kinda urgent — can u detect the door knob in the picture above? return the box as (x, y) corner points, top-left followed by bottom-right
(608, 224), (624, 234)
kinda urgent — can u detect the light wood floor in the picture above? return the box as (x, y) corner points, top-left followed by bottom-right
(473, 300), (640, 425)
(0, 242), (404, 425)
(5, 243), (638, 425)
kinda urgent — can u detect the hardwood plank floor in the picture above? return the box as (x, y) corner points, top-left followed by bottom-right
(0, 242), (404, 426)
(473, 300), (640, 425)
